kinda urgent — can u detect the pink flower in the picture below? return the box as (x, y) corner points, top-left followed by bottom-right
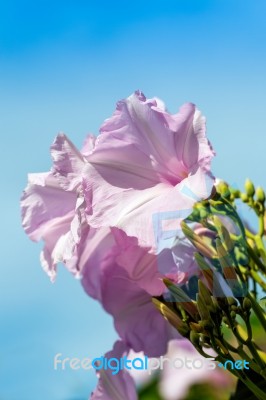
(21, 91), (217, 400)
(21, 133), (95, 281)
(21, 91), (215, 284)
(21, 133), (178, 356)
(84, 90), (215, 251)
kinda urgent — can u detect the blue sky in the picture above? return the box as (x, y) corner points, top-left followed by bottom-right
(1, 1), (266, 399)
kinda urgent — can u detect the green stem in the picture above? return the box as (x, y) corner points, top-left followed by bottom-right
(245, 228), (256, 240)
(247, 244), (266, 275)
(215, 351), (265, 400)
(250, 270), (266, 291)
(258, 215), (265, 238)
(238, 374), (266, 400)
(248, 341), (266, 374)
(255, 235), (266, 265)
(247, 293), (266, 332)
(237, 345), (261, 375)
(221, 335), (262, 375)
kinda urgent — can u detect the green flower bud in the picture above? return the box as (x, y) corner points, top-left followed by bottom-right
(163, 278), (198, 319)
(199, 207), (208, 219)
(241, 193), (249, 203)
(190, 331), (201, 347)
(199, 319), (213, 330)
(152, 298), (189, 336)
(256, 186), (265, 203)
(213, 215), (234, 253)
(243, 297), (252, 311)
(190, 322), (203, 333)
(222, 316), (230, 325)
(211, 296), (220, 312)
(201, 200), (209, 207)
(196, 293), (210, 321)
(198, 280), (212, 307)
(230, 311), (236, 319)
(245, 179), (255, 197)
(227, 297), (238, 307)
(181, 222), (216, 259)
(217, 181), (230, 198)
(230, 189), (241, 199)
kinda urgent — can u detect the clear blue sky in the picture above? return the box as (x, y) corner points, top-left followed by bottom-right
(1, 1), (266, 399)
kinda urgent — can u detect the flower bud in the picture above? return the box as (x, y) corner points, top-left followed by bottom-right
(152, 298), (189, 336)
(227, 297), (237, 307)
(196, 293), (210, 321)
(256, 186), (265, 203)
(243, 297), (252, 311)
(190, 331), (201, 347)
(222, 316), (229, 325)
(190, 322), (203, 333)
(198, 280), (212, 307)
(199, 319), (213, 330)
(163, 278), (198, 319)
(230, 189), (240, 199)
(217, 181), (230, 198)
(199, 206), (208, 219)
(195, 253), (226, 297)
(245, 179), (255, 197)
(181, 221), (217, 259)
(212, 215), (234, 253)
(241, 193), (249, 203)
(216, 239), (244, 297)
(211, 296), (220, 312)
(198, 282), (217, 313)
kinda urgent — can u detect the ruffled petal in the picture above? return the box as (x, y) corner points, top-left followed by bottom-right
(21, 172), (76, 241)
(89, 91), (214, 185)
(90, 341), (137, 400)
(51, 133), (87, 191)
(39, 211), (74, 281)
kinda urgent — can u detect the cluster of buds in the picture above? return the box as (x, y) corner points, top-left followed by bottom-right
(153, 181), (266, 399)
(216, 179), (265, 235)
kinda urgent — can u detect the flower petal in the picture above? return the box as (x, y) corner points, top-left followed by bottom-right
(21, 172), (76, 241)
(90, 341), (137, 400)
(51, 133), (87, 191)
(84, 165), (213, 250)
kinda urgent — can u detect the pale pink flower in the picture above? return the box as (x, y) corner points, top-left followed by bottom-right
(21, 133), (178, 355)
(21, 92), (218, 400)
(84, 90), (215, 251)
